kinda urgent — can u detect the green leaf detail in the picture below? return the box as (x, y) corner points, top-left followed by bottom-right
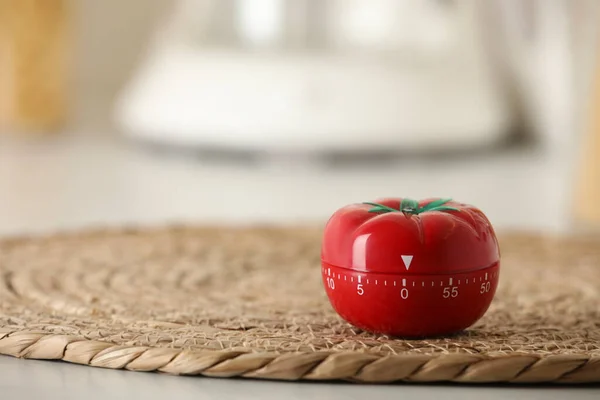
(362, 199), (459, 215)
(400, 198), (419, 213)
(363, 202), (399, 214)
(426, 206), (460, 213)
(419, 198), (453, 212)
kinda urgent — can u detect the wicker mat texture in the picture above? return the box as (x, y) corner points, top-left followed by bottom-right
(1, 226), (600, 384)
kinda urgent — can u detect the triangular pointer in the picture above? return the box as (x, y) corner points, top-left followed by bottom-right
(401, 255), (413, 270)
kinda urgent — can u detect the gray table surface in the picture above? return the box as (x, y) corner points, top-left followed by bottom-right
(1, 357), (599, 400)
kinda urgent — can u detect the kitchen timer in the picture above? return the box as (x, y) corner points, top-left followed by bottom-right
(321, 198), (500, 337)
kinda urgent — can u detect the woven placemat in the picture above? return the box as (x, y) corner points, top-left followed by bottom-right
(1, 226), (600, 384)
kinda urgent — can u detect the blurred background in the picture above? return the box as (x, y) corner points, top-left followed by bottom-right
(1, 0), (600, 236)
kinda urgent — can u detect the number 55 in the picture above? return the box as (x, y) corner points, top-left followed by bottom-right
(443, 287), (458, 298)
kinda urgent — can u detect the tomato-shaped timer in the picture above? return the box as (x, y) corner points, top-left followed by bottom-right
(321, 198), (500, 337)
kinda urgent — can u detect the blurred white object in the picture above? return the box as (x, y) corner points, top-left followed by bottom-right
(493, 0), (599, 148)
(115, 0), (511, 152)
(115, 0), (599, 154)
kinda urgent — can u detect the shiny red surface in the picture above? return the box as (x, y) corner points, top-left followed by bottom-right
(321, 198), (500, 337)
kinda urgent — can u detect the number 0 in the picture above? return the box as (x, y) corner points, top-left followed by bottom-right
(400, 288), (408, 299)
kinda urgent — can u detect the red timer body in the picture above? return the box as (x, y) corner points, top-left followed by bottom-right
(321, 198), (500, 338)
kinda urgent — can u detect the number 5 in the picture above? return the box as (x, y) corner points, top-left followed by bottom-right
(357, 284), (364, 295)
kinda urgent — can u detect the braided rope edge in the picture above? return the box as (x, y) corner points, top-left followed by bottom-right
(1, 330), (599, 383)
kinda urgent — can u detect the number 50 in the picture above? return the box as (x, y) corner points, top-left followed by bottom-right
(480, 282), (491, 294)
